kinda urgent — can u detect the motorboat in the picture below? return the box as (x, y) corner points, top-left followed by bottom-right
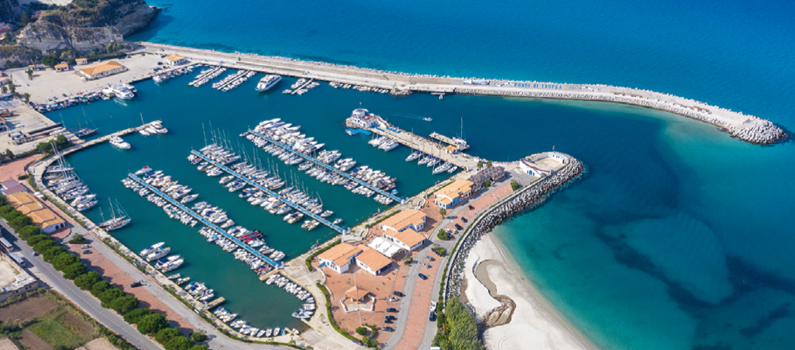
(255, 75), (282, 92)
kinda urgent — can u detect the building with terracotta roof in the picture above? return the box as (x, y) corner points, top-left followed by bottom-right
(75, 58), (88, 65)
(5, 192), (65, 233)
(1, 180), (28, 196)
(383, 228), (426, 251)
(355, 247), (392, 276)
(54, 62), (69, 72)
(78, 61), (126, 80)
(380, 209), (426, 233)
(433, 179), (474, 209)
(165, 54), (188, 65)
(317, 243), (363, 274)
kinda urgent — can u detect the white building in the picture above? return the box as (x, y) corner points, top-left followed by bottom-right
(350, 108), (389, 129)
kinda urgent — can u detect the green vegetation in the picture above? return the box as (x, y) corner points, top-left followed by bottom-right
(437, 229), (451, 240)
(484, 178), (492, 188)
(433, 297), (484, 350)
(137, 313), (169, 335)
(486, 160), (492, 168)
(510, 179), (521, 191)
(43, 246), (68, 262)
(90, 281), (111, 297)
(36, 135), (72, 157)
(432, 245), (447, 257)
(28, 318), (87, 349)
(316, 283), (376, 347)
(52, 253), (79, 270)
(477, 161), (483, 170)
(306, 238), (340, 271)
(439, 208), (447, 217)
(355, 326), (367, 335)
(191, 330), (207, 342)
(403, 256), (413, 265)
(68, 235), (90, 244)
(74, 271), (102, 290)
(110, 296), (139, 315)
(156, 328), (182, 344)
(99, 288), (125, 308)
(123, 307), (154, 324)
(18, 225), (41, 240)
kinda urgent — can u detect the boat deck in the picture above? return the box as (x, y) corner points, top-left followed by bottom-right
(247, 129), (404, 204)
(127, 173), (282, 268)
(190, 150), (347, 234)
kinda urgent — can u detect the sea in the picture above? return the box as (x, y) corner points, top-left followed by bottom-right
(55, 0), (795, 348)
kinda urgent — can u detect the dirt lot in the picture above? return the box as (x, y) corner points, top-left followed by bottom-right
(0, 295), (59, 323)
(76, 337), (116, 350)
(0, 337), (19, 350)
(56, 311), (98, 340)
(16, 329), (52, 350)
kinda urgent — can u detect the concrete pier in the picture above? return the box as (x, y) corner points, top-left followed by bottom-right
(138, 42), (784, 145)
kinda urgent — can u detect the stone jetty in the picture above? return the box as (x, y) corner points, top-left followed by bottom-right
(443, 155), (585, 302)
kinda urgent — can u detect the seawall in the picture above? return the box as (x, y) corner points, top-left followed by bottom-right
(138, 42), (784, 145)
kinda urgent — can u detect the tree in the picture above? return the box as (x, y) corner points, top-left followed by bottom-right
(25, 68), (33, 80)
(68, 235), (89, 244)
(1, 85), (7, 94)
(99, 288), (125, 308)
(188, 346), (208, 350)
(155, 328), (181, 344)
(33, 239), (57, 254)
(74, 271), (102, 290)
(190, 331), (207, 342)
(2, 209), (22, 221)
(4, 149), (13, 161)
(55, 134), (68, 146)
(484, 178), (492, 188)
(18, 225), (40, 240)
(355, 326), (367, 335)
(43, 246), (68, 262)
(91, 281), (111, 297)
(510, 179), (521, 191)
(476, 161), (483, 170)
(26, 234), (50, 245)
(111, 295), (139, 315)
(403, 256), (413, 265)
(437, 229), (451, 240)
(52, 252), (79, 270)
(164, 336), (193, 350)
(41, 55), (59, 67)
(63, 262), (87, 279)
(7, 82), (15, 94)
(0, 205), (13, 215)
(124, 308), (154, 324)
(22, 93), (30, 103)
(486, 160), (492, 168)
(439, 208), (446, 217)
(137, 314), (169, 335)
(9, 215), (32, 230)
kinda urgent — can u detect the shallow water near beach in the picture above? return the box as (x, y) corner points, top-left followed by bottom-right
(64, 0), (795, 348)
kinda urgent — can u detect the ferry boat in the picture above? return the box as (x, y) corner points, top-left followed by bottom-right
(255, 75), (282, 92)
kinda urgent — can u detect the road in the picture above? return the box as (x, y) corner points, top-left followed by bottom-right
(0, 221), (163, 350)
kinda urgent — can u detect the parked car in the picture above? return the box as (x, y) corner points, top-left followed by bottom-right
(82, 249), (91, 254)
(455, 223), (463, 230)
(418, 273), (428, 280)
(130, 281), (142, 288)
(469, 205), (475, 210)
(385, 315), (397, 321)
(425, 255), (435, 261)
(384, 318), (394, 324)
(461, 217), (468, 223)
(423, 262), (432, 268)
(381, 326), (395, 332)
(429, 311), (437, 321)
(393, 291), (405, 297)
(387, 308), (398, 313)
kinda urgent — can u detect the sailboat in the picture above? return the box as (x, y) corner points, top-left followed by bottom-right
(75, 107), (98, 138)
(99, 199), (131, 231)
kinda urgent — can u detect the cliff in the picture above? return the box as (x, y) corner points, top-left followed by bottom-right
(0, 0), (20, 22)
(0, 45), (41, 68)
(16, 0), (156, 53)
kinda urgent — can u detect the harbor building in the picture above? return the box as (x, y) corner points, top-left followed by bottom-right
(317, 243), (363, 274)
(54, 62), (69, 72)
(367, 237), (404, 259)
(5, 192), (66, 233)
(342, 285), (375, 312)
(75, 58), (88, 65)
(468, 166), (506, 192)
(1, 179), (28, 196)
(383, 229), (426, 251)
(520, 152), (570, 177)
(78, 61), (126, 80)
(355, 247), (393, 276)
(379, 209), (427, 233)
(165, 54), (188, 66)
(433, 179), (474, 209)
(0, 116), (8, 132)
(350, 108), (389, 129)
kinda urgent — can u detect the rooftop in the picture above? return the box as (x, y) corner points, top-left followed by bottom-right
(388, 229), (426, 248)
(380, 209), (426, 231)
(165, 54), (186, 62)
(79, 61), (123, 77)
(436, 179), (474, 200)
(318, 243), (362, 267)
(356, 247), (392, 272)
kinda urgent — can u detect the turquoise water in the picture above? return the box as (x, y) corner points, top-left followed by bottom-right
(76, 0), (795, 349)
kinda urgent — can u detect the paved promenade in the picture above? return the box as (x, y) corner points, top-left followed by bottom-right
(139, 42), (784, 144)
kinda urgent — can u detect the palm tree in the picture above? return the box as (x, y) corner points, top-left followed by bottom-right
(8, 82), (15, 94)
(25, 68), (33, 80)
(22, 92), (30, 103)
(1, 86), (7, 95)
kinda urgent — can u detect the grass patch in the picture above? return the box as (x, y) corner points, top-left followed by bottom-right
(28, 317), (87, 349)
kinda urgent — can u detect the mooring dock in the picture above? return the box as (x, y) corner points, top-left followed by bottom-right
(126, 173), (282, 268)
(189, 150), (347, 234)
(429, 132), (470, 151)
(247, 129), (404, 204)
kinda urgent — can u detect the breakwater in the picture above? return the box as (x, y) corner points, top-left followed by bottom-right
(138, 42), (784, 145)
(443, 155), (585, 302)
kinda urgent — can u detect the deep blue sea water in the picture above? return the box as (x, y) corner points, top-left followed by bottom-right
(98, 0), (795, 349)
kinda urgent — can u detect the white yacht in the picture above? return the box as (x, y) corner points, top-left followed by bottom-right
(105, 84), (135, 100)
(256, 75), (282, 92)
(109, 136), (131, 150)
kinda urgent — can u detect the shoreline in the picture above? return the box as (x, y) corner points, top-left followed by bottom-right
(467, 232), (600, 350)
(137, 42), (784, 145)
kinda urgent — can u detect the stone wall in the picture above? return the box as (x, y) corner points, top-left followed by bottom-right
(444, 155), (585, 302)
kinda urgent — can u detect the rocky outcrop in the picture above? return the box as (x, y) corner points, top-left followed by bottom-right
(109, 0), (157, 36)
(0, 45), (42, 68)
(0, 0), (20, 22)
(17, 22), (123, 54)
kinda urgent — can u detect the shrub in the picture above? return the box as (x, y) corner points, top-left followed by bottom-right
(437, 229), (451, 240)
(68, 235), (89, 245)
(137, 314), (169, 335)
(355, 326), (367, 335)
(43, 246), (68, 262)
(111, 296), (139, 315)
(91, 281), (111, 297)
(18, 225), (40, 240)
(188, 346), (208, 350)
(123, 307), (154, 324)
(0, 205), (14, 215)
(190, 331), (207, 342)
(164, 335), (193, 350)
(510, 179), (521, 191)
(155, 327), (181, 344)
(439, 208), (446, 217)
(26, 234), (50, 245)
(403, 256), (413, 265)
(8, 215), (32, 230)
(63, 262), (87, 279)
(33, 239), (57, 254)
(2, 209), (23, 221)
(99, 288), (125, 308)
(52, 252), (79, 270)
(74, 271), (102, 290)
(484, 178), (492, 188)
(432, 246), (447, 257)
(486, 160), (492, 168)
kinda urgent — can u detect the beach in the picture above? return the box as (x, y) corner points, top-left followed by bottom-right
(464, 233), (598, 350)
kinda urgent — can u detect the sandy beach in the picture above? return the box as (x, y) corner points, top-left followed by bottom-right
(463, 233), (598, 350)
